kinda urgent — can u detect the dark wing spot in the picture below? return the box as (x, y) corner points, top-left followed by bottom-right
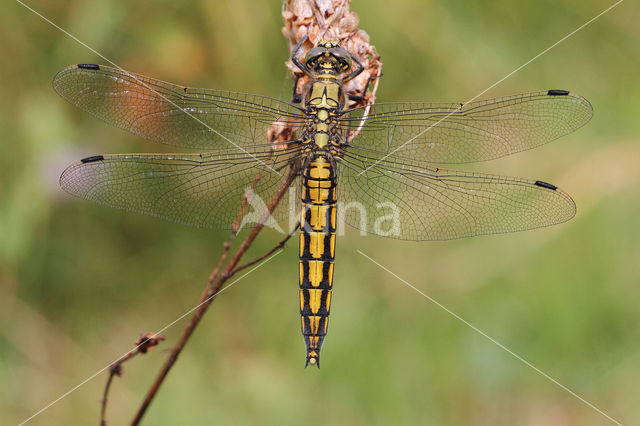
(80, 155), (105, 163)
(534, 180), (558, 190)
(547, 89), (570, 96)
(77, 63), (100, 70)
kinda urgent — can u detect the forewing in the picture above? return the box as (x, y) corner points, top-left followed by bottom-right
(338, 153), (575, 241)
(60, 149), (302, 230)
(340, 90), (592, 164)
(53, 64), (305, 152)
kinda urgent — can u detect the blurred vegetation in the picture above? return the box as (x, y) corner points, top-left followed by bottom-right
(1, 0), (639, 425)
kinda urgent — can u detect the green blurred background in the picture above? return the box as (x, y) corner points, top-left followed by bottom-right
(2, 0), (639, 424)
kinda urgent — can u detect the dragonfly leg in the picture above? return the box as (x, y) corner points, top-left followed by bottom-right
(347, 74), (381, 102)
(291, 32), (311, 76)
(341, 52), (365, 83)
(291, 73), (304, 103)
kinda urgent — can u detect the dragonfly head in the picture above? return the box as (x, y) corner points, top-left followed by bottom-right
(304, 41), (352, 76)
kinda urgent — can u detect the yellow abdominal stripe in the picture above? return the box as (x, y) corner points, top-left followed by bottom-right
(299, 260), (334, 288)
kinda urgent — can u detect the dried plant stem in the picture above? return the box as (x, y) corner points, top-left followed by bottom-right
(100, 356), (131, 426)
(101, 334), (165, 425)
(129, 165), (299, 426)
(233, 221), (300, 275)
(100, 365), (119, 426)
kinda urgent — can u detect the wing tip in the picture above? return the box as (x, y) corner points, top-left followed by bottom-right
(533, 179), (577, 223)
(59, 155), (105, 196)
(546, 89), (594, 126)
(53, 64), (102, 93)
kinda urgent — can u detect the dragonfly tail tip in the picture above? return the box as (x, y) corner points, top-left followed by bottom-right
(305, 352), (320, 369)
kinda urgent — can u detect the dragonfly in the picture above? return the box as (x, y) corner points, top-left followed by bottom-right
(54, 37), (592, 368)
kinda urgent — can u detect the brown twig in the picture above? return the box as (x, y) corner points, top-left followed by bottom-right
(100, 366), (118, 426)
(130, 164), (299, 425)
(101, 334), (165, 426)
(204, 170), (264, 295)
(232, 221), (300, 275)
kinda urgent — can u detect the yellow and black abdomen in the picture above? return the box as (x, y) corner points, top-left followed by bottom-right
(299, 154), (337, 368)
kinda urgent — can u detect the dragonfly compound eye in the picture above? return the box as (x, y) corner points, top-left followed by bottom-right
(329, 47), (352, 71)
(304, 46), (328, 68)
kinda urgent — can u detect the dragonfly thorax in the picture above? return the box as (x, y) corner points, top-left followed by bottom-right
(301, 79), (345, 155)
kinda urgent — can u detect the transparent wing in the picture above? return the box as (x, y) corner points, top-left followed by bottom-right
(337, 152), (575, 241)
(340, 90), (592, 164)
(53, 64), (305, 152)
(60, 149), (302, 230)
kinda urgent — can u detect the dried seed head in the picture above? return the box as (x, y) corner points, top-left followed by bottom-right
(282, 0), (382, 108)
